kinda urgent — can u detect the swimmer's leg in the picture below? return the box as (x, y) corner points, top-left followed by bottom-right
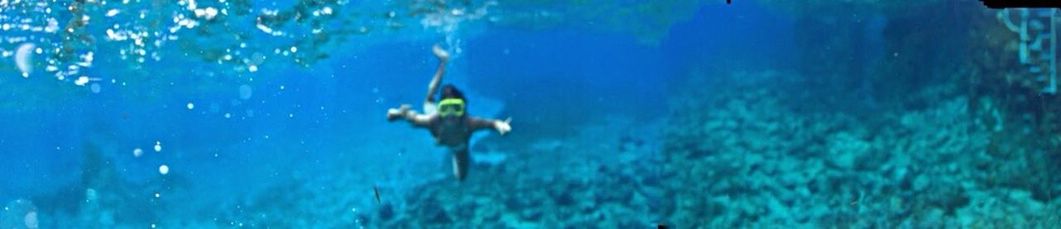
(423, 44), (450, 114)
(451, 147), (470, 181)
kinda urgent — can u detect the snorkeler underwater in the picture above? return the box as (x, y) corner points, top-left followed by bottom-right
(1, 0), (1061, 227)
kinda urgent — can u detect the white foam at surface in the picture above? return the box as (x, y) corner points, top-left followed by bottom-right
(194, 7), (218, 20)
(184, 0), (197, 10)
(74, 76), (90, 86)
(255, 22), (283, 36)
(44, 18), (58, 33)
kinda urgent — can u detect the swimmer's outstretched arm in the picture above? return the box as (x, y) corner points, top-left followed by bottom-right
(424, 45), (450, 107)
(469, 117), (512, 135)
(387, 104), (435, 127)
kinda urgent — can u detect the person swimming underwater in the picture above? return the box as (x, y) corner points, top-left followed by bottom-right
(386, 44), (512, 181)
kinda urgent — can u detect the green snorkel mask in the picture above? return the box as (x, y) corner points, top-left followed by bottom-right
(438, 98), (465, 117)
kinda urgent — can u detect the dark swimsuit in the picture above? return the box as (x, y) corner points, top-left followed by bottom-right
(412, 115), (496, 181)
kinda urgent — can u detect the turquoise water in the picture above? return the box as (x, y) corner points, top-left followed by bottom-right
(1, 0), (1060, 227)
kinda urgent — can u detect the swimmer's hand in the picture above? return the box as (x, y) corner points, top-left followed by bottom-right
(494, 117), (512, 135)
(433, 44), (450, 63)
(387, 104), (412, 122)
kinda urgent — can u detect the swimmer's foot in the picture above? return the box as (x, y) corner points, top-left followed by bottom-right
(433, 44), (450, 63)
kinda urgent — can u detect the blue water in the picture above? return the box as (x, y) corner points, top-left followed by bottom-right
(2, 0), (1059, 228)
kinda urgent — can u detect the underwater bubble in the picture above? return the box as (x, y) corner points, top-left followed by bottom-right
(248, 52), (266, 65)
(154, 141), (162, 152)
(24, 211), (37, 229)
(238, 84), (252, 100)
(23, 211), (38, 228)
(3, 199), (38, 229)
(90, 83), (101, 93)
(224, 113), (231, 119)
(86, 188), (97, 199)
(133, 148), (143, 157)
(158, 165), (169, 175)
(186, 102), (195, 110)
(15, 43), (35, 77)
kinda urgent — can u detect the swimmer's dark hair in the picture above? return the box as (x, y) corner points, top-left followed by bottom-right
(441, 84), (465, 101)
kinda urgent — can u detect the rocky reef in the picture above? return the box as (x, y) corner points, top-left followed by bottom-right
(664, 70), (1061, 227)
(366, 117), (668, 227)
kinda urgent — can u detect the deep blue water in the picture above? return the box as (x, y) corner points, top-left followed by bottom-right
(2, 0), (1057, 227)
(1, 2), (729, 225)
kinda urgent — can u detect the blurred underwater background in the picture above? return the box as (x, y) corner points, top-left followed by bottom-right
(0, 0), (1060, 227)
